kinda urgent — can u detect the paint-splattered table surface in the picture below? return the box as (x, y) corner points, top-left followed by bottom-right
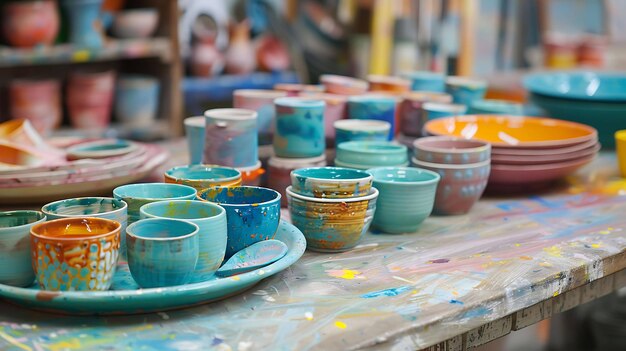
(1, 146), (626, 351)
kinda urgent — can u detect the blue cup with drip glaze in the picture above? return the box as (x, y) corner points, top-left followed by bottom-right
(126, 218), (199, 288)
(0, 211), (46, 287)
(184, 116), (205, 164)
(402, 71), (446, 92)
(140, 200), (227, 282)
(347, 95), (397, 140)
(423, 102), (467, 121)
(445, 76), (488, 106)
(197, 186), (281, 258)
(204, 108), (258, 168)
(273, 97), (326, 158)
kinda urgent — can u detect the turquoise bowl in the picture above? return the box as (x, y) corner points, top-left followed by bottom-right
(402, 71), (446, 92)
(445, 76), (487, 105)
(524, 71), (626, 101)
(336, 141), (408, 168)
(290, 166), (373, 198)
(367, 167), (440, 233)
(126, 218), (199, 288)
(333, 119), (390, 146)
(140, 200), (227, 282)
(273, 97), (326, 158)
(198, 186), (281, 258)
(347, 95), (397, 140)
(0, 211), (46, 287)
(113, 183), (197, 224)
(469, 99), (524, 115)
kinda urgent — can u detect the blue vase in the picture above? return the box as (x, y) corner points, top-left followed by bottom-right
(62, 0), (103, 49)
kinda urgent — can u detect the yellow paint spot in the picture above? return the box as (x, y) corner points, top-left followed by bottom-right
(598, 230), (610, 235)
(452, 291), (459, 296)
(326, 269), (363, 280)
(544, 246), (562, 258)
(411, 290), (418, 295)
(519, 256), (532, 261)
(231, 276), (240, 281)
(608, 227), (614, 230)
(591, 243), (601, 248)
(553, 291), (559, 297)
(514, 243), (521, 247)
(305, 312), (314, 320)
(72, 50), (90, 62)
(335, 321), (347, 329)
(0, 331), (32, 351)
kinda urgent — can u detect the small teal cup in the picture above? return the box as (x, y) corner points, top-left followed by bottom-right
(113, 183), (197, 224)
(423, 102), (467, 121)
(468, 99), (524, 115)
(336, 141), (408, 169)
(445, 76), (488, 105)
(184, 116), (205, 164)
(347, 95), (397, 140)
(334, 119), (391, 146)
(0, 211), (46, 287)
(140, 200), (227, 282)
(274, 97), (326, 158)
(198, 186), (281, 258)
(402, 71), (445, 92)
(126, 218), (199, 288)
(367, 167), (440, 233)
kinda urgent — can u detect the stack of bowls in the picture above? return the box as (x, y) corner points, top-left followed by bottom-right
(335, 141), (408, 170)
(424, 115), (599, 189)
(412, 136), (491, 215)
(164, 165), (242, 193)
(286, 167), (378, 252)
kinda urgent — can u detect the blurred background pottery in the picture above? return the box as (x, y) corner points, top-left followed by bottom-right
(413, 137), (491, 164)
(367, 74), (411, 93)
(225, 20), (256, 75)
(164, 164), (242, 192)
(402, 71), (445, 92)
(111, 8), (158, 38)
(290, 167), (373, 198)
(0, 211), (46, 287)
(274, 83), (324, 96)
(9, 79), (61, 135)
(347, 95), (397, 140)
(204, 108), (258, 168)
(256, 34), (290, 72)
(334, 119), (391, 146)
(468, 99), (524, 115)
(113, 183), (197, 224)
(320, 74), (368, 95)
(184, 116), (205, 164)
(115, 75), (160, 128)
(1, 0), (59, 48)
(61, 0), (104, 49)
(233, 89), (287, 145)
(273, 97), (325, 158)
(66, 70), (116, 130)
(398, 91), (452, 136)
(445, 76), (487, 105)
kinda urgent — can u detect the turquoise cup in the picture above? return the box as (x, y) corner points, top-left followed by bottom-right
(0, 211), (46, 287)
(274, 97), (326, 158)
(113, 183), (197, 224)
(334, 119), (391, 146)
(423, 102), (467, 121)
(445, 76), (487, 106)
(402, 71), (446, 92)
(126, 218), (200, 288)
(468, 99), (524, 115)
(347, 95), (397, 140)
(184, 116), (205, 164)
(367, 167), (440, 234)
(140, 200), (227, 282)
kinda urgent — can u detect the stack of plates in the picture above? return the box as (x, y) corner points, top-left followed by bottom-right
(423, 115), (599, 187)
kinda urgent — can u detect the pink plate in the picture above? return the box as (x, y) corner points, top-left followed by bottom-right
(490, 138), (598, 156)
(488, 155), (595, 185)
(491, 143), (600, 165)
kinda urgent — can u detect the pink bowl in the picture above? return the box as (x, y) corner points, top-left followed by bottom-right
(491, 143), (600, 165)
(320, 75), (368, 95)
(491, 138), (598, 156)
(413, 136), (491, 164)
(488, 155), (595, 185)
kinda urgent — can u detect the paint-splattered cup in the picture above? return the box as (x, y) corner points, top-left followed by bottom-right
(290, 167), (373, 198)
(273, 97), (326, 158)
(0, 211), (46, 287)
(30, 217), (121, 291)
(413, 137), (491, 165)
(198, 186), (281, 258)
(164, 164), (242, 192)
(398, 91), (452, 136)
(126, 218), (199, 288)
(113, 183), (197, 224)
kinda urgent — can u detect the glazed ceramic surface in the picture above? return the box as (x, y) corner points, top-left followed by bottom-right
(273, 83), (325, 96)
(215, 239), (288, 277)
(62, 0), (104, 48)
(9, 79), (62, 135)
(268, 155), (327, 207)
(336, 141), (408, 168)
(66, 139), (136, 160)
(126, 218), (199, 288)
(273, 97), (326, 158)
(524, 71), (626, 101)
(367, 75), (411, 93)
(367, 167), (440, 233)
(398, 91), (452, 137)
(113, 183), (197, 224)
(334, 119), (391, 146)
(445, 76), (488, 105)
(299, 93), (348, 139)
(0, 220), (305, 314)
(204, 108), (258, 168)
(2, 0), (59, 48)
(320, 75), (368, 95)
(236, 160), (265, 187)
(30, 217), (121, 291)
(423, 102), (467, 121)
(233, 89), (287, 145)
(198, 186), (281, 258)
(140, 200), (227, 282)
(468, 99), (524, 115)
(617, 130), (626, 178)
(66, 70), (115, 129)
(184, 116), (205, 164)
(0, 211), (45, 287)
(164, 164), (242, 191)
(115, 75), (160, 127)
(111, 8), (158, 38)
(347, 95), (397, 140)
(290, 167), (373, 198)
(402, 71), (445, 92)
(424, 115), (598, 148)
(287, 186), (378, 252)
(413, 137), (491, 164)
(491, 143), (600, 165)
(412, 159), (491, 215)
(487, 155), (595, 185)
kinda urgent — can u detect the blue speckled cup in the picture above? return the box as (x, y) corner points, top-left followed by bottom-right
(204, 108), (258, 168)
(334, 119), (390, 146)
(113, 183), (197, 225)
(348, 95), (397, 140)
(184, 116), (205, 164)
(290, 167), (373, 198)
(126, 218), (199, 288)
(336, 141), (408, 169)
(197, 186), (281, 258)
(402, 71), (446, 92)
(0, 211), (46, 287)
(140, 200), (227, 282)
(274, 97), (326, 158)
(445, 76), (487, 105)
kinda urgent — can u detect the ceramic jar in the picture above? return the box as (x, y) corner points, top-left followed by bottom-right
(273, 97), (326, 158)
(9, 79), (62, 135)
(224, 20), (256, 75)
(204, 108), (258, 168)
(0, 211), (46, 287)
(1, 0), (59, 48)
(62, 0), (104, 48)
(347, 95), (397, 140)
(115, 75), (160, 127)
(398, 92), (452, 137)
(66, 70), (116, 129)
(233, 90), (288, 145)
(401, 71), (445, 92)
(268, 155), (327, 207)
(111, 8), (158, 38)
(445, 76), (488, 106)
(184, 116), (205, 164)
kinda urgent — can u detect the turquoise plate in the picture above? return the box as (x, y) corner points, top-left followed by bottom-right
(0, 220), (306, 315)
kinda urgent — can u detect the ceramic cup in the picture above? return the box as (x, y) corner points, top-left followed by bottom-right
(401, 71), (446, 92)
(398, 91), (452, 137)
(286, 186), (379, 252)
(233, 89), (287, 145)
(236, 160), (265, 186)
(334, 119), (391, 146)
(0, 211), (46, 287)
(347, 95), (397, 140)
(445, 76), (488, 106)
(184, 116), (205, 164)
(164, 164), (242, 192)
(197, 186), (281, 258)
(422, 102), (467, 121)
(412, 158), (491, 215)
(30, 217), (121, 291)
(335, 141), (408, 169)
(616, 130), (626, 178)
(115, 75), (160, 127)
(273, 97), (326, 158)
(268, 155), (327, 207)
(320, 75), (369, 95)
(113, 183), (197, 224)
(468, 99), (524, 115)
(367, 75), (411, 93)
(290, 166), (373, 198)
(204, 108), (258, 168)
(299, 93), (348, 140)
(140, 200), (227, 282)
(126, 218), (199, 288)
(367, 167), (440, 233)
(413, 137), (491, 164)
(274, 83), (325, 96)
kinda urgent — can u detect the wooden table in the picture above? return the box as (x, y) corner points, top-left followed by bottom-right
(1, 149), (625, 351)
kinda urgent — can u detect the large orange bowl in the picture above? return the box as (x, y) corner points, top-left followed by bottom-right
(424, 115), (597, 148)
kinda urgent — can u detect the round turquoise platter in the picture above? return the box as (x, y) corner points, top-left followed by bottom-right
(0, 220), (306, 315)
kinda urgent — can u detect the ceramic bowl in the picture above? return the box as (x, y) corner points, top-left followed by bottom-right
(140, 200), (227, 282)
(445, 76), (488, 105)
(113, 183), (197, 224)
(424, 115), (598, 148)
(336, 141), (408, 168)
(286, 186), (379, 252)
(111, 8), (159, 38)
(236, 160), (265, 186)
(30, 217), (121, 291)
(488, 155), (595, 185)
(412, 158), (491, 215)
(197, 186), (281, 258)
(367, 167), (440, 233)
(524, 71), (626, 101)
(468, 99), (524, 115)
(0, 211), (46, 287)
(398, 91), (453, 136)
(334, 158), (409, 170)
(66, 139), (136, 160)
(320, 75), (368, 95)
(126, 218), (199, 288)
(422, 102), (467, 120)
(290, 167), (373, 198)
(164, 164), (242, 191)
(367, 75), (411, 92)
(184, 116), (205, 164)
(334, 119), (391, 146)
(490, 138), (598, 156)
(413, 136), (491, 164)
(401, 71), (446, 92)
(491, 143), (600, 165)
(268, 155), (328, 207)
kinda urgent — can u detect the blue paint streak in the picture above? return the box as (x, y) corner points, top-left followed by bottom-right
(360, 286), (411, 298)
(450, 299), (464, 305)
(459, 306), (490, 319)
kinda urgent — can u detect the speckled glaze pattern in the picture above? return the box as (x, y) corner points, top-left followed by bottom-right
(287, 186), (378, 252)
(273, 98), (326, 158)
(413, 137), (491, 165)
(203, 109), (258, 168)
(347, 96), (397, 140)
(140, 200), (227, 283)
(198, 186), (281, 258)
(290, 167), (373, 198)
(233, 90), (287, 145)
(0, 211), (45, 287)
(164, 165), (242, 192)
(30, 218), (121, 291)
(113, 183), (197, 224)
